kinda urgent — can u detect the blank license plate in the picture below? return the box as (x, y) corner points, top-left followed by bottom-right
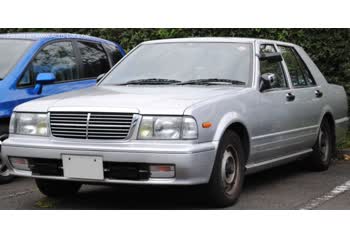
(62, 155), (104, 180)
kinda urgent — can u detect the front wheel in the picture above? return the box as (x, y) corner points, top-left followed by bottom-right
(0, 132), (14, 184)
(0, 165), (14, 184)
(206, 130), (245, 207)
(35, 179), (82, 198)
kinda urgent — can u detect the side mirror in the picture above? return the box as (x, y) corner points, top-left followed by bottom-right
(33, 73), (56, 95)
(260, 73), (276, 92)
(259, 52), (283, 63)
(36, 73), (56, 83)
(96, 74), (105, 84)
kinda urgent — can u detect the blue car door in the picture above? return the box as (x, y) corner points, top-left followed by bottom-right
(15, 40), (122, 107)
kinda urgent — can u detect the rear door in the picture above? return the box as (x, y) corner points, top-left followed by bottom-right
(103, 43), (124, 67)
(75, 40), (111, 81)
(277, 45), (322, 149)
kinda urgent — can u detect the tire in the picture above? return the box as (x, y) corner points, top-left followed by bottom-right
(206, 130), (245, 207)
(0, 171), (14, 185)
(35, 179), (82, 197)
(308, 120), (333, 171)
(0, 124), (14, 185)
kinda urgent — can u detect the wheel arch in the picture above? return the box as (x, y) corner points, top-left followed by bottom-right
(214, 118), (251, 163)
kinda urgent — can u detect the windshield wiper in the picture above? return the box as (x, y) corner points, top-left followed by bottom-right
(178, 78), (246, 86)
(118, 78), (181, 85)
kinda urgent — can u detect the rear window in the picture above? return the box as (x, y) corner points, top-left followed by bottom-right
(104, 44), (123, 66)
(0, 39), (33, 79)
(77, 41), (110, 79)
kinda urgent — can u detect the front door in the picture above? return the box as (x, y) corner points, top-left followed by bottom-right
(251, 44), (296, 163)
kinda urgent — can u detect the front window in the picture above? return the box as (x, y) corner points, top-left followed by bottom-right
(259, 44), (287, 89)
(0, 39), (33, 80)
(101, 42), (253, 86)
(18, 41), (79, 87)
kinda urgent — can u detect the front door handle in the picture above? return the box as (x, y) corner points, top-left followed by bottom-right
(286, 92), (295, 102)
(315, 90), (323, 98)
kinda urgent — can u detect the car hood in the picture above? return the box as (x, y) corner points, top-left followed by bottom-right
(15, 85), (248, 115)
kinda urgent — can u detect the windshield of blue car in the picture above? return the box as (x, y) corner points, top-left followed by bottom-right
(0, 39), (34, 80)
(101, 42), (253, 86)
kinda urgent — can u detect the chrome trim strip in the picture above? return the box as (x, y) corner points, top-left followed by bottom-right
(86, 113), (91, 139)
(252, 132), (316, 149)
(125, 114), (141, 140)
(48, 107), (139, 114)
(251, 125), (319, 140)
(335, 117), (349, 124)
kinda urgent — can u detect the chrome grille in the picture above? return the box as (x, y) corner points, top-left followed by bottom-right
(50, 112), (134, 140)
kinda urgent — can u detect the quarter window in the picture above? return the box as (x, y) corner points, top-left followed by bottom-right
(18, 41), (79, 87)
(278, 46), (316, 87)
(77, 41), (110, 79)
(259, 44), (287, 89)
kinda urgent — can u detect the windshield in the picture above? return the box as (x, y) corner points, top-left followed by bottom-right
(101, 42), (253, 86)
(0, 39), (33, 79)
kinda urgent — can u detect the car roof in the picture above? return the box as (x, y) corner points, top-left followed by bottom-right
(142, 37), (297, 47)
(0, 32), (116, 45)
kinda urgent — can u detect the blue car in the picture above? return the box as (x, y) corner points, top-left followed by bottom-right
(0, 33), (125, 183)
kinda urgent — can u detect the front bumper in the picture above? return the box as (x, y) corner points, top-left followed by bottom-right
(1, 136), (218, 185)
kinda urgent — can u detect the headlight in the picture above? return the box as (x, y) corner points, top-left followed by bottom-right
(138, 116), (198, 140)
(10, 112), (49, 136)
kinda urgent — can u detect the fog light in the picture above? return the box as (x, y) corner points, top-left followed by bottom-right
(150, 165), (175, 178)
(10, 157), (30, 171)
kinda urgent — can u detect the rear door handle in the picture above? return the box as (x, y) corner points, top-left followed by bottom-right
(286, 92), (295, 102)
(315, 90), (323, 98)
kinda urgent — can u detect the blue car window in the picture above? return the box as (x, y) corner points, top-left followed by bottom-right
(104, 44), (123, 66)
(18, 67), (33, 86)
(32, 41), (79, 82)
(77, 41), (110, 79)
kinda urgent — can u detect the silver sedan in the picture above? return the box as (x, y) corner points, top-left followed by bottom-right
(1, 38), (348, 207)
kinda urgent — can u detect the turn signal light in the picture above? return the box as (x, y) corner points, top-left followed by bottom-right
(9, 157), (30, 171)
(150, 165), (175, 178)
(202, 122), (212, 128)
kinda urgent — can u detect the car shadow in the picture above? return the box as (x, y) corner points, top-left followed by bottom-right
(38, 160), (310, 210)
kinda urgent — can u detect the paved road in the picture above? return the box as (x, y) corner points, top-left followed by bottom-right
(1, 159), (350, 210)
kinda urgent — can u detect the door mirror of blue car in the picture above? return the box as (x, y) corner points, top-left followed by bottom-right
(33, 73), (56, 95)
(36, 73), (56, 83)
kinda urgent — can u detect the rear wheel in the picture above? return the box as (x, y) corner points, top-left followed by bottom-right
(308, 120), (333, 171)
(35, 179), (82, 197)
(206, 130), (245, 207)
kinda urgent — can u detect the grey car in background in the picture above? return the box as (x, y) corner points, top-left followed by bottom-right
(1, 38), (348, 207)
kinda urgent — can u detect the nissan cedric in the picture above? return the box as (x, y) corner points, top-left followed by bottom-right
(1, 38), (348, 207)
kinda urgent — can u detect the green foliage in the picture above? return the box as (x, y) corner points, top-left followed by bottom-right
(1, 28), (349, 97)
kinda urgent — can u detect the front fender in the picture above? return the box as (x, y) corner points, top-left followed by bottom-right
(213, 111), (251, 142)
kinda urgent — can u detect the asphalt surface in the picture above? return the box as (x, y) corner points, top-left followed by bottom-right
(1, 159), (350, 210)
